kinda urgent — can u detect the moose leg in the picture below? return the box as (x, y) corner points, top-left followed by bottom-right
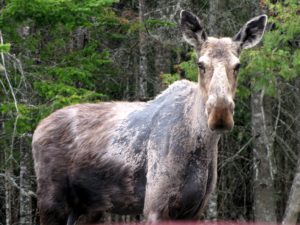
(85, 211), (104, 224)
(67, 210), (81, 225)
(143, 178), (182, 222)
(37, 181), (69, 225)
(143, 177), (171, 221)
(143, 162), (183, 221)
(39, 200), (68, 225)
(195, 156), (218, 218)
(39, 201), (68, 225)
(66, 210), (104, 225)
(143, 146), (188, 221)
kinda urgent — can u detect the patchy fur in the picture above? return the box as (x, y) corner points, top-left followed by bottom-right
(32, 11), (267, 225)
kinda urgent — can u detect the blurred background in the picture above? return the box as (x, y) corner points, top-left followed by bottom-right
(0, 0), (299, 224)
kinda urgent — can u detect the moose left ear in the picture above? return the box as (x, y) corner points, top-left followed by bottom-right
(233, 15), (268, 49)
(180, 10), (207, 48)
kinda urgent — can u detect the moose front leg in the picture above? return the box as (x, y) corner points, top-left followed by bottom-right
(143, 164), (183, 222)
(194, 157), (218, 219)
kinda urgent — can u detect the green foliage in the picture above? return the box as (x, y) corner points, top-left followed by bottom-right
(0, 103), (37, 135)
(1, 0), (118, 27)
(160, 73), (180, 86)
(0, 0), (123, 145)
(239, 0), (300, 96)
(161, 51), (198, 85)
(179, 52), (198, 82)
(0, 43), (10, 53)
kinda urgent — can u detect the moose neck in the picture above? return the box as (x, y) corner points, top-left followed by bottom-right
(189, 83), (221, 149)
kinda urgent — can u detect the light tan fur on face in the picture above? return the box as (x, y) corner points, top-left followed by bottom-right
(197, 38), (240, 131)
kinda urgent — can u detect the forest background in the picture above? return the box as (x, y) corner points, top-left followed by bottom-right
(0, 0), (300, 224)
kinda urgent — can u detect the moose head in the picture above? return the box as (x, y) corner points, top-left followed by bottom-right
(180, 10), (267, 131)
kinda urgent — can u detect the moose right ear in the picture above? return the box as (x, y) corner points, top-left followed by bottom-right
(180, 10), (207, 48)
(233, 15), (268, 49)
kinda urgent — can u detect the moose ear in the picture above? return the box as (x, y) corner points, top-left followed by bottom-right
(180, 10), (207, 48)
(233, 15), (268, 49)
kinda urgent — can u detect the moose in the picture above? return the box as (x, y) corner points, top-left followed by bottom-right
(32, 10), (267, 225)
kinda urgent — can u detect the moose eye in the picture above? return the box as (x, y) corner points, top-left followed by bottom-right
(197, 62), (206, 73)
(234, 63), (241, 72)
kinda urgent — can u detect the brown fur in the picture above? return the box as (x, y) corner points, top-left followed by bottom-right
(207, 107), (234, 131)
(33, 103), (140, 225)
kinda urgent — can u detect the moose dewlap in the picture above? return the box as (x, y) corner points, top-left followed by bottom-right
(32, 10), (267, 225)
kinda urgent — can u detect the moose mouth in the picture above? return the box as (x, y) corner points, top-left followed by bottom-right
(207, 106), (234, 132)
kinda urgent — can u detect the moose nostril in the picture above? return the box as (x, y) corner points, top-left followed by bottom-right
(212, 123), (226, 131)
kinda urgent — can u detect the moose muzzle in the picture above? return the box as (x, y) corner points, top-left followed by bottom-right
(206, 96), (235, 132)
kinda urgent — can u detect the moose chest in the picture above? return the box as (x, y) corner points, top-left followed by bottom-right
(174, 150), (216, 219)
(149, 141), (217, 219)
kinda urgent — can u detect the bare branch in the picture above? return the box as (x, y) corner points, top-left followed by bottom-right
(275, 135), (298, 164)
(219, 136), (254, 170)
(0, 173), (37, 198)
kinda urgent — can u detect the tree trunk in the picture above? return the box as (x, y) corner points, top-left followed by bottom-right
(0, 0), (5, 9)
(4, 166), (12, 225)
(249, 0), (277, 220)
(137, 0), (148, 100)
(282, 78), (300, 225)
(19, 136), (32, 225)
(74, 27), (88, 50)
(251, 90), (277, 222)
(154, 42), (171, 94)
(283, 159), (300, 225)
(3, 132), (13, 225)
(208, 0), (219, 36)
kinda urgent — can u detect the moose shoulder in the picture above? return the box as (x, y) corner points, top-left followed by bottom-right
(32, 10), (267, 225)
